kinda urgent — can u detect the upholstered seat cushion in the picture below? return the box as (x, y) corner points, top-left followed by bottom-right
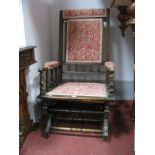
(46, 82), (107, 98)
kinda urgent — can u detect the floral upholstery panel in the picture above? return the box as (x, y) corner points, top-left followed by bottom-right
(66, 19), (103, 63)
(46, 82), (107, 98)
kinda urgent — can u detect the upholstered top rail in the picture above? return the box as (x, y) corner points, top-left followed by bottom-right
(62, 8), (108, 19)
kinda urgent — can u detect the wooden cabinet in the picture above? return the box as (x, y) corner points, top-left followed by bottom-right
(19, 46), (36, 147)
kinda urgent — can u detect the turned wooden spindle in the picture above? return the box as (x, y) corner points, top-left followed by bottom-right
(39, 67), (47, 95)
(111, 0), (132, 37)
(117, 6), (130, 37)
(107, 70), (114, 95)
(127, 0), (135, 35)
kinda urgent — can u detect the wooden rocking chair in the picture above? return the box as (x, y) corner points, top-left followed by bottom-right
(38, 8), (115, 141)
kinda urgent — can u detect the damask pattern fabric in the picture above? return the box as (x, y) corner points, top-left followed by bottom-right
(46, 82), (107, 98)
(66, 19), (103, 63)
(63, 9), (107, 18)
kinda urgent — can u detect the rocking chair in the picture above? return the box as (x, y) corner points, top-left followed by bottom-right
(38, 8), (115, 140)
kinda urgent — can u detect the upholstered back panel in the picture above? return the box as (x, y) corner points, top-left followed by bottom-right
(66, 19), (103, 63)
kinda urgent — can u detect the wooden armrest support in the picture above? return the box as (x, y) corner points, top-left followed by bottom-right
(39, 61), (61, 95)
(104, 61), (115, 96)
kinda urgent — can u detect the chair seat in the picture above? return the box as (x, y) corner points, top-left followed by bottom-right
(46, 82), (108, 98)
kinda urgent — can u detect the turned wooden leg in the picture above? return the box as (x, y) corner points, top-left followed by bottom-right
(43, 114), (52, 138)
(39, 68), (46, 95)
(103, 103), (109, 141)
(42, 102), (48, 116)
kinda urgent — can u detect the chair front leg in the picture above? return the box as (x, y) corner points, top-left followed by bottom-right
(43, 113), (53, 138)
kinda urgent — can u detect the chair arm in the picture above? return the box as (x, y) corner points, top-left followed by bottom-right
(104, 61), (115, 96)
(39, 61), (60, 71)
(38, 61), (61, 95)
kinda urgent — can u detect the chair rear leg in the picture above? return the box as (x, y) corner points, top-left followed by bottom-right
(43, 113), (52, 138)
(103, 103), (109, 141)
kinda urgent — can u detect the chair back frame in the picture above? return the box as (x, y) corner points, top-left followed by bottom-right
(59, 9), (110, 82)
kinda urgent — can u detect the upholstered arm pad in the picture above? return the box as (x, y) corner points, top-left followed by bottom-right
(43, 61), (60, 69)
(104, 61), (115, 72)
(39, 61), (60, 71)
(104, 61), (115, 96)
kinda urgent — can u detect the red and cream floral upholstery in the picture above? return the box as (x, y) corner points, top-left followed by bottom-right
(43, 61), (60, 69)
(63, 9), (107, 18)
(104, 61), (115, 72)
(46, 82), (107, 98)
(64, 9), (107, 63)
(66, 19), (103, 63)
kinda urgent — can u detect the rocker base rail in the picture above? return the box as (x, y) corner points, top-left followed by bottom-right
(42, 118), (109, 140)
(42, 103), (109, 141)
(51, 126), (102, 133)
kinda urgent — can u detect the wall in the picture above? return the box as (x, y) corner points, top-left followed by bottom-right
(22, 0), (52, 122)
(22, 0), (134, 122)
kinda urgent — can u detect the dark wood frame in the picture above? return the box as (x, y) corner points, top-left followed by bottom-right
(38, 9), (114, 141)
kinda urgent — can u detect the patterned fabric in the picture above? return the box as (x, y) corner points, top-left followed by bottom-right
(63, 9), (107, 18)
(43, 61), (60, 69)
(104, 61), (115, 71)
(66, 19), (103, 63)
(46, 82), (107, 98)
